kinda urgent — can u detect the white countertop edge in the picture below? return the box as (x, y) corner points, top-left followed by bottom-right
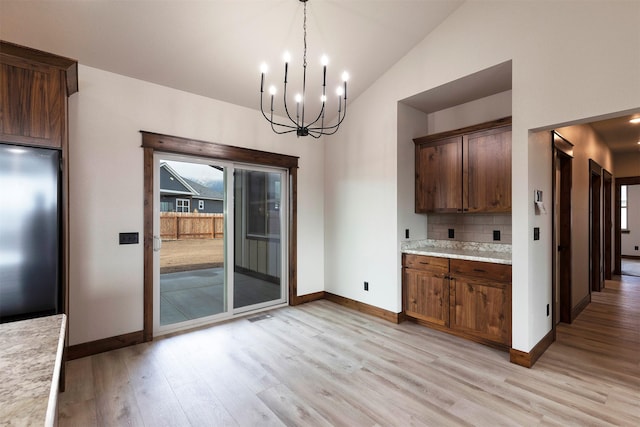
(403, 248), (512, 265)
(45, 314), (66, 427)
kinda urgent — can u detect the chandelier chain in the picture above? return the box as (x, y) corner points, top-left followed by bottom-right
(303, 0), (307, 68)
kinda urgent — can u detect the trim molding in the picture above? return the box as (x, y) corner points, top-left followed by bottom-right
(67, 331), (144, 361)
(64, 291), (402, 359)
(291, 291), (325, 306)
(571, 293), (591, 322)
(141, 131), (299, 342)
(621, 255), (640, 260)
(509, 329), (555, 368)
(324, 292), (402, 324)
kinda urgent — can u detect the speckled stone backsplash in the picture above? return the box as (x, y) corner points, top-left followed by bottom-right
(426, 213), (512, 244)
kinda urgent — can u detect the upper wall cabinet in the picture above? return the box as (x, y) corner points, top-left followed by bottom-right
(0, 41), (78, 148)
(413, 117), (512, 214)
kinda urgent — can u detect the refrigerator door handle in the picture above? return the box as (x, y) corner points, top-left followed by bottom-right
(153, 235), (162, 252)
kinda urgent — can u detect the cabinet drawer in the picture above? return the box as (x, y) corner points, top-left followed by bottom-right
(403, 254), (449, 272)
(449, 259), (511, 282)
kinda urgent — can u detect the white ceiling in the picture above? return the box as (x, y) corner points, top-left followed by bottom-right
(0, 0), (464, 116)
(589, 114), (640, 154)
(1, 0), (637, 152)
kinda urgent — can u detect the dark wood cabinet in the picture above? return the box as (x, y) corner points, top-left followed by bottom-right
(0, 41), (78, 148)
(449, 259), (512, 346)
(464, 127), (512, 213)
(403, 254), (512, 349)
(414, 118), (512, 213)
(403, 254), (450, 326)
(415, 136), (462, 213)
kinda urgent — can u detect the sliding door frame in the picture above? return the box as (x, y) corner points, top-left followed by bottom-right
(142, 131), (299, 342)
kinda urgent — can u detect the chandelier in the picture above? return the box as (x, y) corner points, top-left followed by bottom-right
(260, 0), (348, 138)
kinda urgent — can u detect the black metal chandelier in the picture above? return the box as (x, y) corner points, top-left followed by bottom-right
(260, 0), (348, 138)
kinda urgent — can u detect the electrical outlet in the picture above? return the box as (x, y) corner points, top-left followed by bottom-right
(448, 229), (455, 239)
(364, 281), (369, 291)
(533, 227), (540, 241)
(635, 246), (639, 251)
(493, 230), (501, 241)
(119, 232), (139, 245)
(546, 304), (550, 317)
(405, 229), (410, 239)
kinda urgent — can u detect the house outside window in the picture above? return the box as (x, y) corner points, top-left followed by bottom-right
(621, 185), (628, 230)
(176, 198), (190, 213)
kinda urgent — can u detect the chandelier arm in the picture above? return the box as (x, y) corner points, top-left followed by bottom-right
(282, 80), (299, 127)
(308, 101), (347, 134)
(305, 101), (327, 129)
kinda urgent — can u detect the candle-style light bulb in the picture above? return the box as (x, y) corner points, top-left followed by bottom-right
(321, 55), (328, 87)
(283, 52), (291, 84)
(269, 85), (276, 111)
(321, 95), (327, 103)
(260, 63), (268, 92)
(336, 87), (344, 97)
(295, 93), (302, 122)
(342, 71), (349, 100)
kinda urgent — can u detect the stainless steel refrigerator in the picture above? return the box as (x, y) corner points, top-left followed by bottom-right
(0, 143), (61, 323)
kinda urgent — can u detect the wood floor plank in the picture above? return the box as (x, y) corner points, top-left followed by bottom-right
(58, 275), (640, 426)
(91, 350), (145, 427)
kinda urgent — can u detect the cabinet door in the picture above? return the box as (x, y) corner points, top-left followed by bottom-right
(404, 268), (449, 326)
(449, 275), (511, 346)
(416, 136), (462, 213)
(464, 127), (511, 213)
(0, 57), (65, 148)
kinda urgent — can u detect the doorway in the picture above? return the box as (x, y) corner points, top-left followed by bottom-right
(603, 170), (612, 280)
(153, 154), (288, 334)
(589, 159), (603, 292)
(141, 132), (299, 341)
(615, 177), (640, 275)
(552, 132), (572, 324)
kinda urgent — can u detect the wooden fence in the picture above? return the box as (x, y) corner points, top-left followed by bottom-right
(160, 212), (224, 240)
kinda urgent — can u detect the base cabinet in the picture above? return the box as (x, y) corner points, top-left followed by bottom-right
(403, 254), (512, 349)
(404, 255), (449, 326)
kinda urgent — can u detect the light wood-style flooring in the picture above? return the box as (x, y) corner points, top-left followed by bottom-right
(59, 275), (640, 426)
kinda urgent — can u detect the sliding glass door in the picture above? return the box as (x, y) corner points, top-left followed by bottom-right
(153, 154), (287, 334)
(233, 168), (287, 311)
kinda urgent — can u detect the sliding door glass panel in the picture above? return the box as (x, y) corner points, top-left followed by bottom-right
(233, 168), (286, 310)
(157, 158), (227, 327)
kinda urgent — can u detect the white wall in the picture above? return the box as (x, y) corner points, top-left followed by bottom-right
(426, 91), (512, 135)
(622, 184), (640, 256)
(68, 65), (325, 345)
(324, 1), (640, 352)
(396, 103), (429, 305)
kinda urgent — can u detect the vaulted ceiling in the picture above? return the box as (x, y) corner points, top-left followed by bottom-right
(0, 0), (463, 112)
(1, 1), (638, 152)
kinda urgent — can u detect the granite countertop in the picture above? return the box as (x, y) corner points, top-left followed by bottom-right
(0, 314), (66, 427)
(402, 239), (512, 265)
